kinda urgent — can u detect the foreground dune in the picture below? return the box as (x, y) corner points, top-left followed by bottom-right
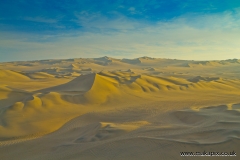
(0, 57), (240, 159)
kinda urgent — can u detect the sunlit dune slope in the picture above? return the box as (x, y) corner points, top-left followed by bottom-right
(0, 69), (30, 81)
(0, 91), (84, 140)
(38, 73), (96, 92)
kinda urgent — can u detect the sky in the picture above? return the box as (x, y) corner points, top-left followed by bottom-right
(0, 0), (240, 62)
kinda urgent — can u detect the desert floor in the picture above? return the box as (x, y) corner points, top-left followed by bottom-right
(0, 57), (240, 160)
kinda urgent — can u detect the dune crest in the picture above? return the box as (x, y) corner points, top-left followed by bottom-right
(0, 69), (30, 81)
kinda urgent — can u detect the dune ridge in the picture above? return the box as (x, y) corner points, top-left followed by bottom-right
(0, 69), (30, 81)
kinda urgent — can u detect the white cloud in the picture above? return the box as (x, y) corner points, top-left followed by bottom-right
(75, 11), (142, 31)
(1, 10), (240, 61)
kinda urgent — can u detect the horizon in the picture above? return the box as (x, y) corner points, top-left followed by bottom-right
(0, 55), (239, 63)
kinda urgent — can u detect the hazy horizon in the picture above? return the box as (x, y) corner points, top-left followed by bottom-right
(1, 55), (240, 63)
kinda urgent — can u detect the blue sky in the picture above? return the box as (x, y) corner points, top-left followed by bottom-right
(0, 0), (240, 62)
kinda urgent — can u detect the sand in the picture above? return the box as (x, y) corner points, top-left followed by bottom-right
(0, 57), (240, 160)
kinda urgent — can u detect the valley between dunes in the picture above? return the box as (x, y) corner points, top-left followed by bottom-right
(1, 57), (240, 160)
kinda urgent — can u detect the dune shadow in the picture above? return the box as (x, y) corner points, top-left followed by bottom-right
(168, 104), (240, 144)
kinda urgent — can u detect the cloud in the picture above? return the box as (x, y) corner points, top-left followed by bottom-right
(75, 11), (141, 32)
(2, 0), (240, 32)
(1, 9), (240, 62)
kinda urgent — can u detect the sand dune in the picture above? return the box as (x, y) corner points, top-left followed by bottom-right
(27, 72), (55, 79)
(0, 69), (30, 81)
(38, 73), (96, 92)
(0, 57), (240, 159)
(186, 59), (240, 68)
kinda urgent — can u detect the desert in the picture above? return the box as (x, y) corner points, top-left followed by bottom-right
(1, 0), (240, 159)
(0, 57), (240, 159)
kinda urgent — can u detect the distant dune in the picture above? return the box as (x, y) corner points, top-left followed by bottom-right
(0, 57), (240, 160)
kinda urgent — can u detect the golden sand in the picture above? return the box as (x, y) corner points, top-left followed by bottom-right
(0, 57), (240, 159)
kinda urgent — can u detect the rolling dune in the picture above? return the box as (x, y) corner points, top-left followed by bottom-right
(0, 57), (240, 159)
